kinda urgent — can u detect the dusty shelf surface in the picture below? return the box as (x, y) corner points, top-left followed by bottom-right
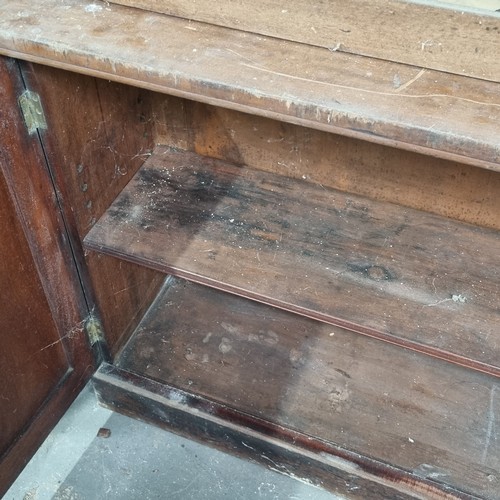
(99, 277), (500, 498)
(0, 0), (499, 170)
(84, 146), (500, 376)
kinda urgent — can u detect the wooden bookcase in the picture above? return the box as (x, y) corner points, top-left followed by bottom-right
(1, 1), (499, 498)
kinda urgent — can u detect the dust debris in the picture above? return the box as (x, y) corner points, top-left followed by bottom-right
(84, 4), (103, 14)
(451, 294), (467, 303)
(328, 43), (343, 52)
(218, 337), (232, 354)
(97, 427), (111, 438)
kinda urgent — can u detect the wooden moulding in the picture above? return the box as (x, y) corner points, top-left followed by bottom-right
(0, 1), (499, 171)
(84, 146), (500, 376)
(108, 0), (500, 83)
(94, 277), (500, 498)
(93, 365), (420, 500)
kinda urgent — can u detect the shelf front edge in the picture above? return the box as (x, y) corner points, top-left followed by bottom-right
(0, 0), (499, 172)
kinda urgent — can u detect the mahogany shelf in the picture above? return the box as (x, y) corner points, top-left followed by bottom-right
(1, 0), (499, 171)
(94, 277), (500, 499)
(84, 146), (500, 376)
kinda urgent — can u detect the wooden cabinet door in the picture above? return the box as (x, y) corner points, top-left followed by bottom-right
(0, 57), (95, 495)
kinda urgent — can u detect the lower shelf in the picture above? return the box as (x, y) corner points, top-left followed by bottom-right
(94, 277), (500, 499)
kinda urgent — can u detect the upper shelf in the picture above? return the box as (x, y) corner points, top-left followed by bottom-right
(84, 146), (500, 377)
(109, 0), (500, 83)
(0, 0), (499, 171)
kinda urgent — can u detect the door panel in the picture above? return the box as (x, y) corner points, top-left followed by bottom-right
(0, 167), (68, 457)
(19, 61), (163, 356)
(0, 56), (95, 495)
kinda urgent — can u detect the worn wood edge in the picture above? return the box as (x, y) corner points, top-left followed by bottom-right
(83, 238), (500, 381)
(109, 0), (500, 83)
(0, 368), (92, 496)
(93, 363), (471, 499)
(1, 49), (497, 174)
(0, 34), (498, 172)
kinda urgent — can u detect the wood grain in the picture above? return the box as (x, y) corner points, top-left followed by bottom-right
(84, 147), (500, 375)
(94, 364), (439, 500)
(0, 1), (498, 171)
(0, 161), (67, 459)
(0, 56), (93, 494)
(21, 62), (165, 355)
(153, 96), (500, 231)
(109, 0), (500, 82)
(113, 277), (499, 498)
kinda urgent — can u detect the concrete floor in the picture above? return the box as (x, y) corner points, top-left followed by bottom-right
(421, 0), (500, 12)
(5, 383), (341, 500)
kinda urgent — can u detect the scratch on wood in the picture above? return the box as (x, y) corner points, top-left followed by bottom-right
(37, 319), (85, 353)
(224, 47), (257, 65)
(240, 62), (500, 108)
(113, 280), (150, 295)
(482, 385), (497, 464)
(241, 441), (257, 452)
(395, 69), (426, 93)
(261, 453), (292, 475)
(424, 298), (452, 308)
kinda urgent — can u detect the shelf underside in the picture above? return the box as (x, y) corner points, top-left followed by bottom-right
(84, 146), (500, 375)
(95, 277), (500, 499)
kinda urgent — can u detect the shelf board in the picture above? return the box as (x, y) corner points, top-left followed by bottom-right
(109, 0), (500, 83)
(0, 0), (499, 171)
(96, 277), (500, 498)
(84, 146), (500, 376)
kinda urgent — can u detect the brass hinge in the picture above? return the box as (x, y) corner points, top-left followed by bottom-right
(84, 312), (105, 346)
(18, 90), (47, 135)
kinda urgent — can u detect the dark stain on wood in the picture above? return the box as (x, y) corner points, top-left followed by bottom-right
(153, 96), (500, 232)
(109, 277), (499, 500)
(85, 146), (500, 376)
